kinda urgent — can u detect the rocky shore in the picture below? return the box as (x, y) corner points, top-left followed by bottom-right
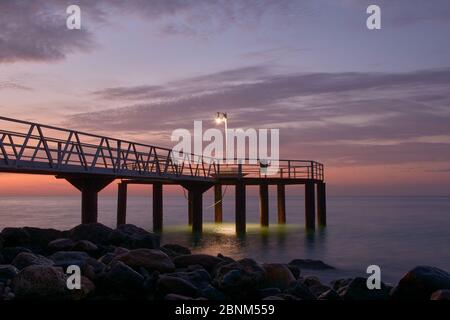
(0, 223), (449, 300)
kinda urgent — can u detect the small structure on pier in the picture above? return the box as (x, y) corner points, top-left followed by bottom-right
(0, 116), (326, 234)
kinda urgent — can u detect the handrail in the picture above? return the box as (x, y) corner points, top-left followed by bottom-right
(0, 116), (324, 181)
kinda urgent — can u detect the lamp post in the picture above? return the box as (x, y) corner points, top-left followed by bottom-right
(215, 112), (228, 160)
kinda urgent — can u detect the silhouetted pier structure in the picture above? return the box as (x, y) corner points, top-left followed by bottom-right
(0, 116), (326, 234)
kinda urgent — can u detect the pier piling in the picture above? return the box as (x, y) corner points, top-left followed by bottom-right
(153, 182), (163, 232)
(65, 176), (114, 224)
(117, 182), (127, 226)
(259, 183), (269, 227)
(182, 183), (212, 233)
(277, 184), (286, 224)
(305, 182), (316, 230)
(214, 184), (223, 223)
(317, 182), (327, 226)
(235, 182), (246, 234)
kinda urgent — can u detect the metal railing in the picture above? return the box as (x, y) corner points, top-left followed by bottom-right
(214, 159), (324, 180)
(0, 116), (324, 181)
(0, 116), (217, 180)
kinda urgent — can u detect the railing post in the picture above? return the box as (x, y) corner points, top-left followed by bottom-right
(288, 161), (291, 178)
(57, 142), (62, 168)
(311, 161), (314, 179)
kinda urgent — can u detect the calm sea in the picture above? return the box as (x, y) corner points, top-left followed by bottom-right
(1, 194), (449, 284)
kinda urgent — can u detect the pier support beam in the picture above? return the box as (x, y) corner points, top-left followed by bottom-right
(188, 189), (194, 226)
(117, 182), (127, 226)
(214, 184), (223, 223)
(259, 183), (269, 227)
(316, 182), (327, 227)
(182, 183), (213, 233)
(277, 184), (286, 224)
(305, 182), (316, 230)
(153, 182), (163, 232)
(65, 176), (115, 224)
(235, 182), (246, 235)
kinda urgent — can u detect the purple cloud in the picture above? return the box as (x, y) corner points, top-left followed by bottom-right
(67, 66), (450, 165)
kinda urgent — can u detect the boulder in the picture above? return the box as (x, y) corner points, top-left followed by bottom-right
(287, 265), (301, 279)
(0, 247), (32, 264)
(214, 259), (266, 298)
(116, 248), (175, 273)
(12, 265), (68, 299)
(300, 275), (322, 288)
(309, 284), (333, 297)
(430, 289), (450, 300)
(68, 223), (113, 244)
(318, 289), (342, 300)
(284, 280), (316, 300)
(331, 278), (353, 291)
(158, 275), (199, 297)
(81, 258), (106, 280)
(217, 254), (235, 264)
(200, 285), (228, 300)
(0, 265), (19, 282)
(338, 277), (390, 300)
(161, 244), (191, 255)
(12, 252), (54, 269)
(22, 227), (64, 248)
(262, 295), (285, 300)
(49, 251), (90, 268)
(164, 293), (193, 300)
(70, 276), (95, 300)
(173, 254), (223, 272)
(71, 240), (99, 254)
(47, 238), (75, 252)
(289, 259), (334, 270)
(107, 224), (159, 249)
(170, 269), (211, 286)
(0, 227), (64, 250)
(262, 263), (296, 290)
(98, 253), (116, 265)
(0, 228), (31, 247)
(259, 287), (282, 298)
(101, 261), (144, 295)
(391, 266), (450, 300)
(114, 247), (129, 256)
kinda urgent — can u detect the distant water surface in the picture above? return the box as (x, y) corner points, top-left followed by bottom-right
(1, 195), (449, 284)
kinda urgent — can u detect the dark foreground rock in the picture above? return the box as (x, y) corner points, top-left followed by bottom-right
(12, 265), (68, 299)
(391, 265), (450, 300)
(115, 248), (175, 273)
(430, 289), (450, 300)
(107, 224), (159, 249)
(289, 259), (334, 270)
(337, 277), (390, 300)
(1, 223), (450, 301)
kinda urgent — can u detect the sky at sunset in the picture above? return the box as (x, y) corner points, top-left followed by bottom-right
(1, 0), (450, 196)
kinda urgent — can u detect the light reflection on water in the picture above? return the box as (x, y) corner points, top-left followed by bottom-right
(1, 195), (450, 284)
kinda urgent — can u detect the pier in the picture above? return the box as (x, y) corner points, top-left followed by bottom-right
(0, 116), (326, 234)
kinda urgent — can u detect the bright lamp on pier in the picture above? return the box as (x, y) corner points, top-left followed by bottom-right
(215, 112), (228, 159)
(215, 112), (227, 124)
